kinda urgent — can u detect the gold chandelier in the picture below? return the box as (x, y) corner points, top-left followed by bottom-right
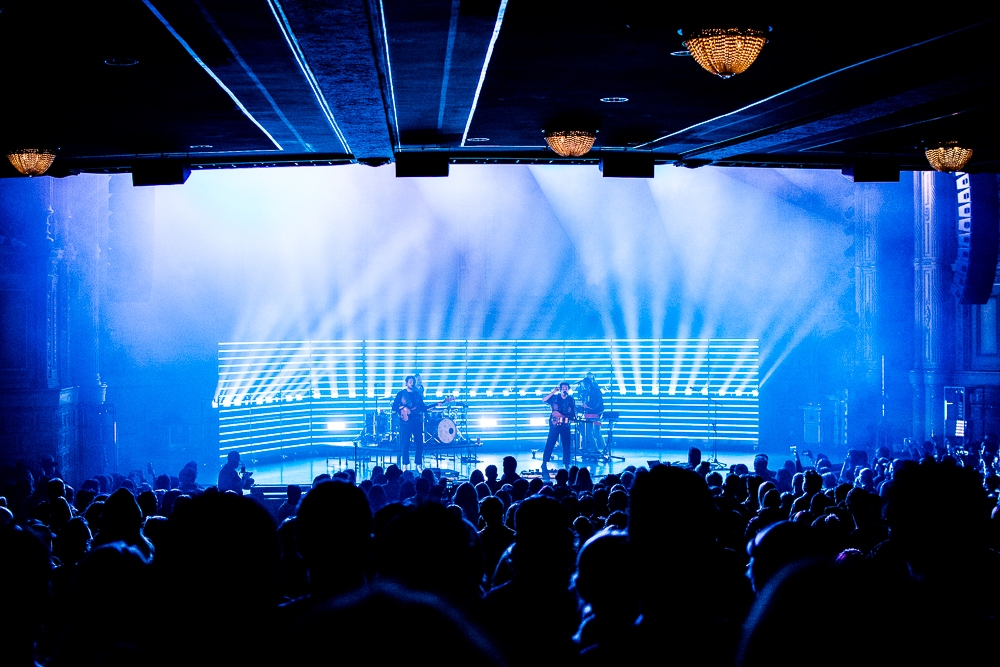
(924, 142), (973, 173)
(7, 148), (57, 176)
(544, 130), (596, 157)
(683, 27), (769, 79)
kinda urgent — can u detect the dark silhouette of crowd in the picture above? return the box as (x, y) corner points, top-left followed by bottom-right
(2, 438), (1000, 666)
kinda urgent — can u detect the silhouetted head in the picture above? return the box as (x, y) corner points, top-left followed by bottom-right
(885, 460), (989, 575)
(155, 492), (279, 664)
(296, 480), (372, 596)
(608, 489), (628, 512)
(803, 470), (823, 494)
(746, 520), (827, 592)
(480, 496), (504, 527)
(373, 503), (484, 610)
(631, 465), (716, 542)
(137, 490), (158, 518)
(367, 484), (387, 512)
(54, 516), (92, 565)
(475, 482), (491, 500)
(47, 477), (66, 500)
(178, 462), (198, 484)
(454, 482), (479, 525)
(502, 456), (517, 474)
(511, 478), (529, 501)
(605, 510), (628, 530)
(688, 447), (702, 467)
(227, 451), (240, 466)
(470, 469), (485, 485)
(575, 530), (637, 620)
(54, 542), (150, 663)
(98, 488), (144, 543)
(513, 496), (575, 580)
(485, 464), (498, 481)
(555, 468), (569, 484)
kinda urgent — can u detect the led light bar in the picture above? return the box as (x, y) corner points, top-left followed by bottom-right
(216, 339), (759, 458)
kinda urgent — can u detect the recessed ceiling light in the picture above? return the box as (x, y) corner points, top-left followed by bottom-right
(467, 137), (490, 142)
(104, 57), (139, 66)
(670, 50), (691, 57)
(600, 97), (629, 103)
(190, 145), (213, 149)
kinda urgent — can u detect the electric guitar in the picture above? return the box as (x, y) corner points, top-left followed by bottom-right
(550, 411), (572, 426)
(400, 395), (455, 421)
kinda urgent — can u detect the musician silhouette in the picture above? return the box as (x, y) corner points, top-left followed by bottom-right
(393, 376), (427, 467)
(542, 382), (576, 469)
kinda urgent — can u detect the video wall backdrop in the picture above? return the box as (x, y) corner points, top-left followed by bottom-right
(216, 338), (759, 458)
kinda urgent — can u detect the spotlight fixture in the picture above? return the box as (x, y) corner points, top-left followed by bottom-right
(680, 27), (769, 79)
(599, 97), (629, 103)
(544, 129), (596, 157)
(7, 148), (57, 176)
(924, 141), (973, 173)
(466, 137), (490, 142)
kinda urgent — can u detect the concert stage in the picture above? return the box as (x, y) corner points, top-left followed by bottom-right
(247, 441), (770, 486)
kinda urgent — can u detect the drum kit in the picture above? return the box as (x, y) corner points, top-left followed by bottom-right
(359, 401), (469, 448)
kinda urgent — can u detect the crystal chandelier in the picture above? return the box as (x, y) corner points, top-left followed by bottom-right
(7, 149), (57, 176)
(544, 130), (596, 157)
(924, 142), (973, 173)
(682, 27), (769, 79)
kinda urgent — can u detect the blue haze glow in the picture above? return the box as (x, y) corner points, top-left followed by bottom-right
(105, 164), (853, 396)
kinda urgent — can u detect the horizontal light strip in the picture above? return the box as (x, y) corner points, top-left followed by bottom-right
(218, 339), (758, 456)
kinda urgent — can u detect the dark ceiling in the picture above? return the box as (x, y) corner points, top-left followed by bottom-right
(2, 0), (998, 177)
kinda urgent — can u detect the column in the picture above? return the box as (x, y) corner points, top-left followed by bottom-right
(911, 171), (955, 441)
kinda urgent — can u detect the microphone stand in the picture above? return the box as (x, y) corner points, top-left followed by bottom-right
(708, 398), (726, 470)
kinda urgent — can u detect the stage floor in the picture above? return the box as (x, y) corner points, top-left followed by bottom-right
(248, 442), (770, 485)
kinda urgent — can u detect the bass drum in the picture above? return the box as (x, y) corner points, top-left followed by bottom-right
(364, 410), (391, 436)
(426, 415), (458, 444)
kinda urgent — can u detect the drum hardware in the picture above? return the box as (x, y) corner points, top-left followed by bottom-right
(601, 411), (625, 462)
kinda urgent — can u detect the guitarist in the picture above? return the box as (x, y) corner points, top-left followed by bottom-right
(542, 382), (576, 469)
(392, 375), (451, 468)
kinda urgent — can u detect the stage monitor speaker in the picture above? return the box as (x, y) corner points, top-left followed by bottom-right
(395, 152), (449, 177)
(132, 160), (191, 186)
(841, 161), (899, 183)
(952, 173), (999, 305)
(600, 153), (654, 178)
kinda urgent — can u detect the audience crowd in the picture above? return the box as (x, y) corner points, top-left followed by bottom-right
(2, 438), (1000, 666)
